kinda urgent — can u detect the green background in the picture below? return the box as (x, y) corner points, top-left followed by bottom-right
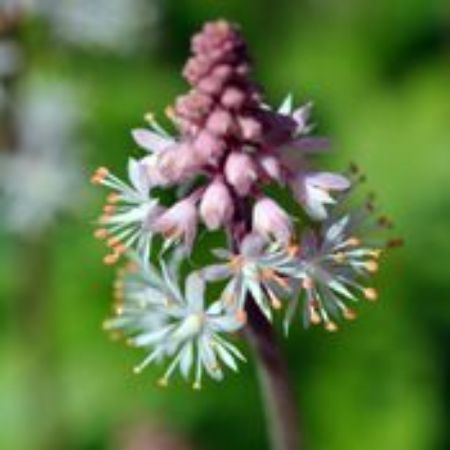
(0, 0), (449, 449)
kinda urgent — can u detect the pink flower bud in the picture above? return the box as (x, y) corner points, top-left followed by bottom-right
(224, 151), (257, 196)
(221, 86), (246, 109)
(252, 197), (292, 243)
(206, 109), (233, 136)
(193, 130), (225, 164)
(237, 116), (262, 141)
(153, 197), (198, 251)
(200, 179), (234, 230)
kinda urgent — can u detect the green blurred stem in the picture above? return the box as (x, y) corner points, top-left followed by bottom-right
(244, 297), (302, 450)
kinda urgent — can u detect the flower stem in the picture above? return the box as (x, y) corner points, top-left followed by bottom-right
(244, 298), (302, 450)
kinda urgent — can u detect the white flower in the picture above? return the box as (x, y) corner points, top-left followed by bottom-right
(91, 158), (162, 264)
(35, 0), (160, 54)
(202, 233), (298, 320)
(0, 80), (83, 236)
(104, 255), (246, 389)
(285, 213), (383, 333)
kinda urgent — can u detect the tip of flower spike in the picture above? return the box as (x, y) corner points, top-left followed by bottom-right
(363, 287), (378, 301)
(133, 366), (143, 375)
(192, 381), (202, 391)
(90, 167), (109, 185)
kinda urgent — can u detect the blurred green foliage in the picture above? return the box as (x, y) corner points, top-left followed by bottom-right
(0, 0), (449, 449)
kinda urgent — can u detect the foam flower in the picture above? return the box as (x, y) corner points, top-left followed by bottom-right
(202, 233), (298, 320)
(104, 256), (246, 389)
(91, 159), (161, 264)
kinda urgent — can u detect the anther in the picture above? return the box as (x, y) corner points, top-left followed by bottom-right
(90, 167), (109, 184)
(310, 309), (321, 325)
(236, 310), (247, 324)
(346, 237), (361, 247)
(94, 228), (109, 239)
(333, 252), (346, 263)
(364, 260), (379, 273)
(103, 253), (119, 265)
(103, 204), (116, 214)
(107, 193), (120, 204)
(363, 287), (378, 301)
(157, 378), (168, 388)
(343, 309), (357, 320)
(325, 321), (338, 332)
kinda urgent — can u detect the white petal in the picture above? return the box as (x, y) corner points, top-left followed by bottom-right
(132, 128), (174, 153)
(185, 272), (205, 312)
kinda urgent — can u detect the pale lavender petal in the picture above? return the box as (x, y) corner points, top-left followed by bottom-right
(307, 172), (350, 190)
(202, 264), (232, 281)
(132, 128), (174, 153)
(289, 137), (331, 153)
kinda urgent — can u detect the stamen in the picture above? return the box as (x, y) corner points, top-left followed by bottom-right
(363, 287), (378, 301)
(103, 204), (116, 214)
(157, 378), (169, 388)
(165, 105), (175, 121)
(343, 308), (357, 320)
(325, 321), (338, 332)
(309, 307), (321, 325)
(363, 260), (379, 273)
(267, 290), (282, 310)
(90, 167), (109, 184)
(94, 228), (109, 239)
(236, 310), (247, 324)
(333, 252), (346, 264)
(103, 253), (119, 265)
(107, 193), (120, 204)
(346, 237), (361, 247)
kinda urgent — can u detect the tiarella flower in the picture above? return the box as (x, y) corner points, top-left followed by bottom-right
(252, 197), (293, 244)
(92, 20), (396, 393)
(199, 178), (234, 230)
(91, 159), (161, 264)
(291, 171), (351, 220)
(285, 213), (383, 333)
(104, 256), (246, 389)
(203, 233), (298, 320)
(152, 195), (199, 253)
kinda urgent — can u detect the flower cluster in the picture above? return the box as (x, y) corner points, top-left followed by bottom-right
(92, 20), (396, 387)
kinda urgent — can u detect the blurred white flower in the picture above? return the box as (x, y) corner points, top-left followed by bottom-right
(0, 79), (84, 236)
(33, 0), (161, 54)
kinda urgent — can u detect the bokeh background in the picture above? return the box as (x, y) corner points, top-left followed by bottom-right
(0, 1), (449, 449)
